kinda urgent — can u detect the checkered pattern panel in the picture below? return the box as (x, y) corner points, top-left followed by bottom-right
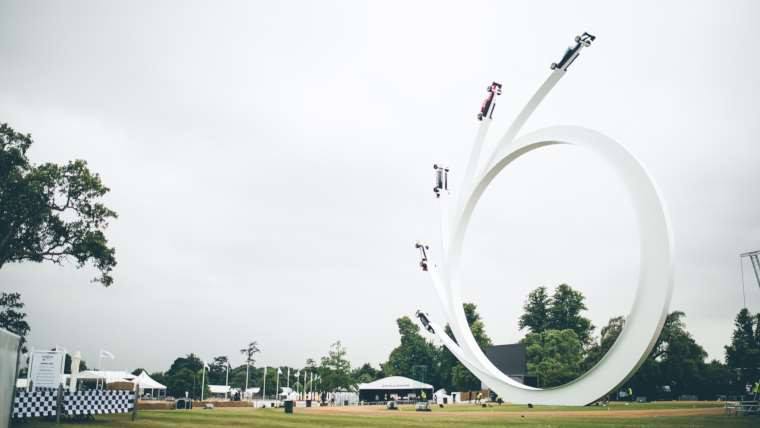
(64, 390), (135, 415)
(12, 389), (57, 418)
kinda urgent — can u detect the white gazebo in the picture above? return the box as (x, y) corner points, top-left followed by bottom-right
(208, 384), (231, 399)
(133, 371), (167, 400)
(75, 370), (136, 390)
(358, 376), (433, 403)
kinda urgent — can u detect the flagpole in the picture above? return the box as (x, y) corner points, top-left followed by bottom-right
(287, 367), (290, 390)
(263, 366), (267, 401)
(201, 364), (206, 401)
(245, 362), (249, 393)
(276, 368), (280, 404)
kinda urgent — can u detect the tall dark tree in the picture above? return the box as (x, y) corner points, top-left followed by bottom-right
(208, 355), (230, 385)
(167, 353), (204, 376)
(440, 303), (493, 391)
(352, 363), (382, 384)
(725, 308), (760, 388)
(319, 341), (353, 391)
(523, 329), (584, 387)
(547, 284), (595, 345)
(163, 353), (209, 399)
(583, 316), (625, 370)
(240, 341), (260, 390)
(519, 286), (550, 334)
(518, 284), (594, 345)
(0, 123), (117, 285)
(594, 311), (713, 399)
(0, 292), (30, 351)
(383, 316), (438, 381)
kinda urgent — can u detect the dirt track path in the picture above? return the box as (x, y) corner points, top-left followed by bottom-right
(300, 405), (723, 419)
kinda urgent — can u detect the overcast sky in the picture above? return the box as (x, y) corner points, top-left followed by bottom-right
(1, 0), (759, 374)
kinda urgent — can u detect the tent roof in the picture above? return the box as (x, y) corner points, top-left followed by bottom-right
(77, 370), (136, 383)
(358, 376), (433, 391)
(208, 385), (230, 394)
(134, 370), (166, 390)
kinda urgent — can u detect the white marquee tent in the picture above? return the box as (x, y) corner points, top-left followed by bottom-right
(134, 371), (167, 399)
(358, 376), (433, 402)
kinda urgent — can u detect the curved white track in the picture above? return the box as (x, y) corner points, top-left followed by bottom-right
(420, 59), (673, 406)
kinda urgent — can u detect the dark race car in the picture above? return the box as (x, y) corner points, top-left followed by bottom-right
(551, 32), (596, 71)
(433, 164), (449, 198)
(477, 82), (503, 121)
(415, 310), (435, 334)
(415, 242), (430, 271)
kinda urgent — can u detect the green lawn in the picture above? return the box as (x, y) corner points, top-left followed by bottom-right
(11, 403), (758, 428)
(397, 401), (724, 412)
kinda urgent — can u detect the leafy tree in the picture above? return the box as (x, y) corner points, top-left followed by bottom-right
(240, 341), (260, 390)
(208, 355), (230, 385)
(319, 341), (353, 391)
(163, 354), (210, 399)
(0, 123), (117, 285)
(583, 316), (625, 370)
(165, 367), (195, 398)
(383, 316), (438, 381)
(352, 363), (382, 384)
(519, 284), (594, 345)
(523, 329), (584, 387)
(519, 286), (550, 334)
(0, 292), (30, 351)
(131, 368), (146, 376)
(440, 303), (492, 391)
(588, 311), (714, 399)
(724, 308), (760, 389)
(547, 284), (595, 345)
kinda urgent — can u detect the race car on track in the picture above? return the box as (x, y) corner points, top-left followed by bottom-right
(415, 242), (430, 272)
(551, 32), (596, 71)
(433, 164), (449, 198)
(415, 310), (435, 334)
(477, 82), (503, 121)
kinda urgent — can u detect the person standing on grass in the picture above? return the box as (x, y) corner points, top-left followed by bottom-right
(627, 387), (634, 402)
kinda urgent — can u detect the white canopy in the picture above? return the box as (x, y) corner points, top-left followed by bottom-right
(77, 370), (136, 383)
(358, 376), (433, 391)
(134, 371), (166, 390)
(208, 384), (230, 394)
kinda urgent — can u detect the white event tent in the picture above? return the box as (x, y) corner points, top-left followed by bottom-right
(134, 370), (167, 399)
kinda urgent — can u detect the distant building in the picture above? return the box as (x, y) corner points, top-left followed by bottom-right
(483, 343), (537, 388)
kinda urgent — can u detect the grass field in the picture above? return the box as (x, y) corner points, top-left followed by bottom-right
(13, 402), (759, 427)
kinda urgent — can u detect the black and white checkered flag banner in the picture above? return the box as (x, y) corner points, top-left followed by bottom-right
(12, 389), (135, 418)
(12, 389), (57, 418)
(65, 390), (135, 415)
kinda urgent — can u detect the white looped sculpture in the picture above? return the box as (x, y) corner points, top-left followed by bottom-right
(419, 35), (673, 406)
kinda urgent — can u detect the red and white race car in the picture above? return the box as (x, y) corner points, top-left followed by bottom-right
(478, 82), (503, 121)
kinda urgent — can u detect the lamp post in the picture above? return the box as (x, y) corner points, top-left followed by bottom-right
(200, 363), (207, 401)
(262, 366), (267, 401)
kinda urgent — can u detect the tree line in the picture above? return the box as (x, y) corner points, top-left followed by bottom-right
(2, 121), (760, 400)
(381, 283), (760, 399)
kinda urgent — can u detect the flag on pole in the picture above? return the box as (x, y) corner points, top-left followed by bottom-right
(99, 349), (115, 359)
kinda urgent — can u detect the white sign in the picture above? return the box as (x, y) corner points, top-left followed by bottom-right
(30, 350), (65, 389)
